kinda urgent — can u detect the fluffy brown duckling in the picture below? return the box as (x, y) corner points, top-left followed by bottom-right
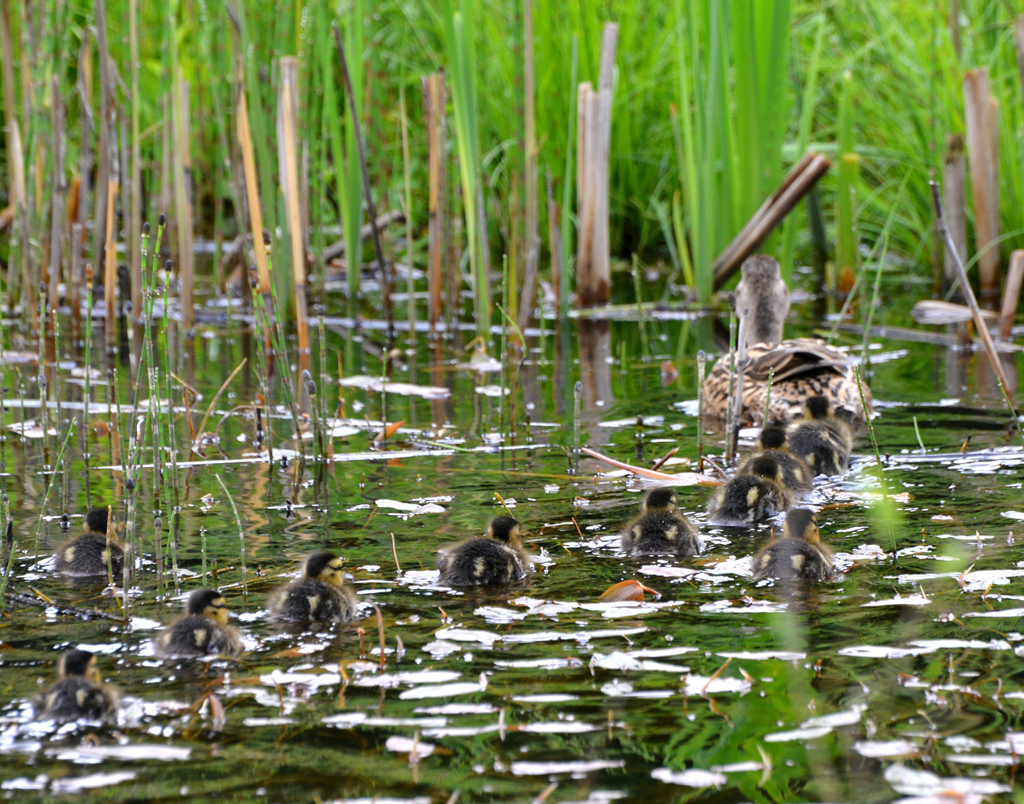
(621, 488), (700, 557)
(786, 396), (853, 477)
(268, 551), (359, 623)
(154, 588), (244, 657)
(752, 508), (835, 582)
(707, 455), (792, 526)
(702, 255), (872, 425)
(738, 425), (813, 494)
(438, 515), (532, 586)
(53, 507), (125, 577)
(31, 649), (118, 724)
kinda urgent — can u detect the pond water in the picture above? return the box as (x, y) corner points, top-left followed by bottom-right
(2, 284), (1024, 804)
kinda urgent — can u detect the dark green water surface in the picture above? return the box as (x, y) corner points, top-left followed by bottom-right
(2, 298), (1024, 804)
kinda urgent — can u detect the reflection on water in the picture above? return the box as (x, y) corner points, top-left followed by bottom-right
(1, 297), (1024, 804)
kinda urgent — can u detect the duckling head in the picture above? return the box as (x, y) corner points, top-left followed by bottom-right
(186, 588), (231, 626)
(758, 426), (788, 451)
(747, 454), (784, 485)
(486, 516), (522, 548)
(803, 395), (833, 421)
(59, 648), (101, 683)
(642, 488), (679, 514)
(84, 507), (109, 535)
(784, 508), (821, 545)
(303, 551), (345, 587)
(736, 255), (790, 347)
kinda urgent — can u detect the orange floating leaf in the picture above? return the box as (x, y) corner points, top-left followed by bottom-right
(600, 579), (659, 603)
(374, 420), (406, 444)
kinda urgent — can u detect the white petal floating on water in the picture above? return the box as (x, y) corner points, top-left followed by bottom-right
(590, 651), (689, 673)
(861, 594), (930, 608)
(651, 768), (727, 787)
(802, 707), (865, 729)
(385, 736), (435, 758)
(375, 499), (446, 518)
(1001, 511), (1024, 520)
(473, 606), (528, 623)
(512, 694), (580, 703)
(259, 670), (342, 689)
(510, 760), (625, 776)
(434, 627), (503, 645)
(638, 565), (699, 579)
(909, 639), (1012, 651)
(49, 745), (192, 762)
(682, 675), (753, 696)
(338, 376), (450, 399)
(421, 640), (461, 658)
(717, 651), (805, 661)
(516, 722), (600, 734)
(837, 646), (933, 659)
(242, 717), (296, 727)
(943, 754), (1018, 766)
(963, 607), (1024, 618)
(855, 740), (919, 758)
(353, 671), (462, 689)
(398, 680), (486, 700)
(763, 726), (832, 743)
(50, 772), (137, 794)
(884, 762), (1010, 796)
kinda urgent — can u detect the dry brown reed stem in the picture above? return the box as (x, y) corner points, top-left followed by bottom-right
(422, 73), (445, 337)
(236, 88), (270, 295)
(47, 77), (63, 350)
(93, 0), (114, 294)
(129, 0), (142, 327)
(0, 2), (15, 196)
(333, 24), (394, 336)
(103, 180), (118, 339)
(712, 152), (830, 290)
(942, 135), (967, 298)
(999, 251), (1024, 340)
(963, 69), (1000, 306)
(173, 76), (195, 331)
(10, 120), (31, 329)
(375, 605), (386, 670)
(931, 181), (1013, 396)
(278, 57), (310, 376)
(575, 24), (617, 308)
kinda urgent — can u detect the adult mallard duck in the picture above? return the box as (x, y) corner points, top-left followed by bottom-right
(621, 488), (700, 557)
(752, 508), (835, 581)
(737, 425), (813, 494)
(707, 455), (792, 526)
(703, 255), (872, 425)
(154, 588), (244, 657)
(438, 516), (532, 586)
(787, 396), (853, 477)
(53, 506), (125, 577)
(269, 551), (360, 623)
(32, 649), (119, 723)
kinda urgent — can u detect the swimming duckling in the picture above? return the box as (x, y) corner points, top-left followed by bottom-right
(752, 508), (835, 581)
(621, 488), (700, 557)
(738, 425), (813, 494)
(707, 455), (791, 526)
(438, 515), (532, 586)
(53, 506), (125, 577)
(786, 396), (853, 477)
(703, 255), (872, 425)
(154, 588), (244, 657)
(31, 649), (118, 723)
(268, 551), (359, 623)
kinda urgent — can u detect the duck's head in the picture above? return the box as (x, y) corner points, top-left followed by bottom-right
(642, 488), (679, 514)
(59, 649), (101, 683)
(84, 507), (110, 535)
(735, 255), (790, 347)
(784, 508), (821, 545)
(186, 588), (231, 626)
(303, 551), (345, 587)
(758, 426), (788, 451)
(487, 516), (523, 548)
(803, 395), (833, 421)
(747, 454), (785, 485)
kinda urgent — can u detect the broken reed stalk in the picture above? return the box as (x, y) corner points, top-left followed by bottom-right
(400, 83), (415, 339)
(129, 0), (142, 331)
(103, 180), (118, 350)
(215, 474), (247, 599)
(942, 135), (967, 299)
(333, 24), (394, 337)
(711, 152), (831, 291)
(236, 89), (271, 295)
(998, 251), (1024, 340)
(962, 69), (1000, 306)
(278, 57), (310, 377)
(422, 73), (445, 338)
(696, 350), (706, 473)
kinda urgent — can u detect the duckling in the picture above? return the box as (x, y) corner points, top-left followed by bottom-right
(752, 508), (835, 581)
(707, 455), (791, 526)
(438, 515), (532, 586)
(268, 551), (359, 623)
(703, 255), (872, 425)
(154, 588), (244, 657)
(621, 488), (700, 557)
(53, 506), (125, 577)
(786, 396), (853, 477)
(31, 649), (118, 723)
(737, 425), (813, 494)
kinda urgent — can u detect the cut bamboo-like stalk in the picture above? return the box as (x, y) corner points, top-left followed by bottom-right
(236, 89), (270, 295)
(999, 251), (1024, 340)
(942, 135), (967, 299)
(278, 57), (309, 375)
(422, 73), (445, 337)
(963, 69), (1000, 307)
(172, 72), (195, 331)
(93, 0), (114, 298)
